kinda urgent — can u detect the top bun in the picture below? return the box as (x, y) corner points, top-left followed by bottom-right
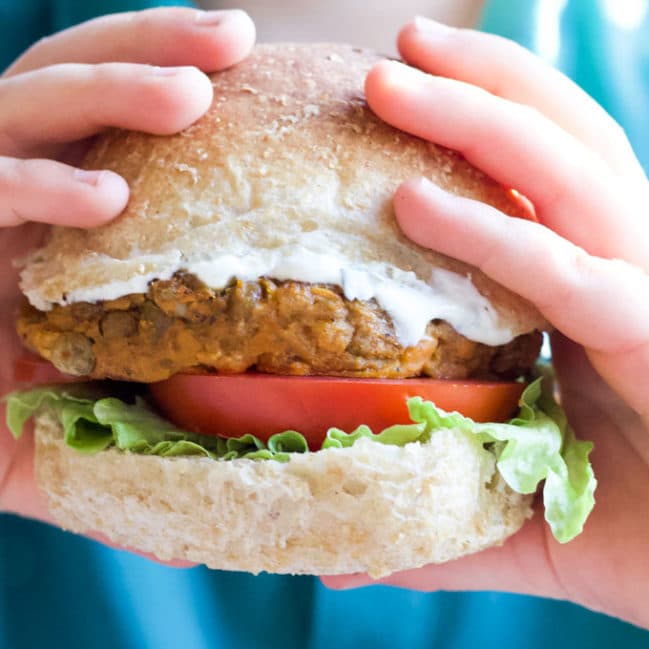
(20, 43), (545, 341)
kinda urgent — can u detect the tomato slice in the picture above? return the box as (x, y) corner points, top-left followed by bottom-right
(150, 374), (525, 448)
(13, 354), (82, 387)
(13, 356), (526, 449)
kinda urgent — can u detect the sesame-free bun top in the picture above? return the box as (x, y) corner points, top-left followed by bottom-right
(20, 43), (545, 343)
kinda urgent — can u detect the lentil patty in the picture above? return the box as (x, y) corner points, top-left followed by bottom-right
(17, 274), (542, 382)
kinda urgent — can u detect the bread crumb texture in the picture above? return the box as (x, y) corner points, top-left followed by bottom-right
(35, 411), (532, 577)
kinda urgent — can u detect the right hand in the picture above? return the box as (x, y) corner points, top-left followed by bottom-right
(0, 7), (255, 526)
(324, 18), (649, 628)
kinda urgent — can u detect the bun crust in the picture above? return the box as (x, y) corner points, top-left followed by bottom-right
(20, 43), (545, 338)
(35, 411), (532, 577)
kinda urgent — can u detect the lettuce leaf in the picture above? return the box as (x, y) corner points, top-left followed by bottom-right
(399, 379), (596, 542)
(4, 377), (595, 542)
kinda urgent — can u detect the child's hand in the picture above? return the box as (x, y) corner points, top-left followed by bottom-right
(324, 18), (649, 628)
(0, 7), (255, 227)
(0, 7), (255, 527)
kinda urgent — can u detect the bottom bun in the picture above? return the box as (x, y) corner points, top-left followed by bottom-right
(34, 411), (532, 577)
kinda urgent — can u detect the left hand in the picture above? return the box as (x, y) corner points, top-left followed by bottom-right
(0, 7), (256, 525)
(323, 17), (649, 628)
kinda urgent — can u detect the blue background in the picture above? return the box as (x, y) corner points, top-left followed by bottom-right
(3, 516), (649, 649)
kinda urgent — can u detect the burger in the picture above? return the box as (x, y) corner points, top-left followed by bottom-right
(5, 44), (595, 577)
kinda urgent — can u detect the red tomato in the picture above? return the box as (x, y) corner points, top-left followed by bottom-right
(13, 354), (82, 386)
(150, 374), (525, 448)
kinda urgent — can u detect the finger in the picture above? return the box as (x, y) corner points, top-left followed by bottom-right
(552, 334), (649, 437)
(322, 513), (567, 601)
(395, 178), (649, 349)
(589, 341), (649, 422)
(0, 63), (213, 157)
(365, 60), (649, 267)
(4, 7), (255, 77)
(395, 178), (649, 416)
(0, 156), (128, 227)
(397, 18), (645, 181)
(0, 407), (54, 524)
(0, 415), (196, 569)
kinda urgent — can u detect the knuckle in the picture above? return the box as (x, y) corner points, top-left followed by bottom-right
(473, 34), (531, 95)
(514, 100), (545, 127)
(472, 233), (504, 277)
(16, 34), (56, 65)
(90, 61), (126, 84)
(567, 244), (596, 279)
(547, 243), (598, 311)
(0, 159), (27, 225)
(0, 80), (31, 155)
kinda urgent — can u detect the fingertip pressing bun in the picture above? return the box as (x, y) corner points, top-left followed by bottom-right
(34, 412), (532, 576)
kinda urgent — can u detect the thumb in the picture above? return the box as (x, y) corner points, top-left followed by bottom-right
(321, 512), (566, 600)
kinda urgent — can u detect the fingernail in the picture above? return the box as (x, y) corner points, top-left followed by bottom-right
(396, 177), (449, 209)
(414, 176), (437, 192)
(380, 60), (427, 89)
(74, 169), (104, 186)
(410, 176), (452, 200)
(195, 9), (243, 26)
(150, 65), (195, 77)
(413, 16), (454, 35)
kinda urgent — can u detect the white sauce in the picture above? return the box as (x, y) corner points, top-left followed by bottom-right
(60, 246), (514, 347)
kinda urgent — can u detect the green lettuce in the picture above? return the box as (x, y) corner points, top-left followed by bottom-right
(4, 377), (595, 543)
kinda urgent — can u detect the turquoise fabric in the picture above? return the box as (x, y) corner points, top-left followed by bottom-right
(1, 2), (649, 647)
(3, 516), (649, 649)
(481, 0), (649, 172)
(0, 0), (191, 73)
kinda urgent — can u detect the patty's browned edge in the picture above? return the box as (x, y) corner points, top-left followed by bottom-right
(17, 273), (542, 382)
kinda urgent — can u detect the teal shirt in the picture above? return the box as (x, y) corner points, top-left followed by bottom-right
(481, 0), (649, 172)
(2, 2), (648, 647)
